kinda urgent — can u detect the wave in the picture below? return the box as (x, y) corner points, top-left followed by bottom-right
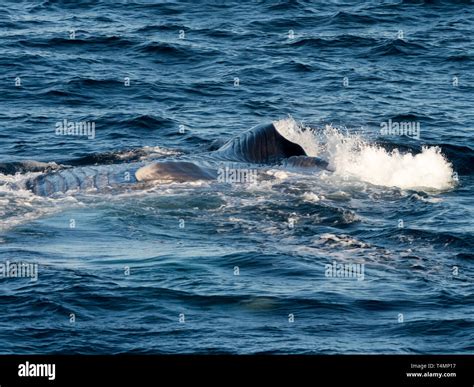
(274, 117), (456, 191)
(328, 11), (380, 25)
(289, 34), (380, 49)
(367, 39), (428, 56)
(267, 0), (308, 11)
(444, 54), (473, 62)
(115, 114), (175, 131)
(398, 228), (474, 249)
(135, 41), (218, 60)
(66, 78), (122, 88)
(399, 0), (473, 5)
(18, 35), (137, 49)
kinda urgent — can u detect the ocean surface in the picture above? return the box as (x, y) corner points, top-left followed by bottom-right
(0, 0), (473, 354)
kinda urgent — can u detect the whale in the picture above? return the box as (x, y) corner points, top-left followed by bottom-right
(10, 121), (328, 197)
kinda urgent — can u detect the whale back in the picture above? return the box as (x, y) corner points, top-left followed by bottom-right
(212, 122), (306, 164)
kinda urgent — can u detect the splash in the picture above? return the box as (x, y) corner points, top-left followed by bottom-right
(274, 117), (456, 191)
(273, 116), (320, 157)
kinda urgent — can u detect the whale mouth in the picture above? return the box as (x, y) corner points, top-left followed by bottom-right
(212, 120), (307, 164)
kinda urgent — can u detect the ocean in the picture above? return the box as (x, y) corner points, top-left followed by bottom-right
(0, 0), (473, 354)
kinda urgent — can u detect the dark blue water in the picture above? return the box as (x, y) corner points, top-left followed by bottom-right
(0, 0), (473, 354)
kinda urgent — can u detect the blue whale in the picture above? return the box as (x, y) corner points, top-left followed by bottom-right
(10, 122), (328, 197)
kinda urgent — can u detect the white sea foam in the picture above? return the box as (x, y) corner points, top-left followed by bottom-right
(273, 117), (455, 191)
(302, 192), (321, 202)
